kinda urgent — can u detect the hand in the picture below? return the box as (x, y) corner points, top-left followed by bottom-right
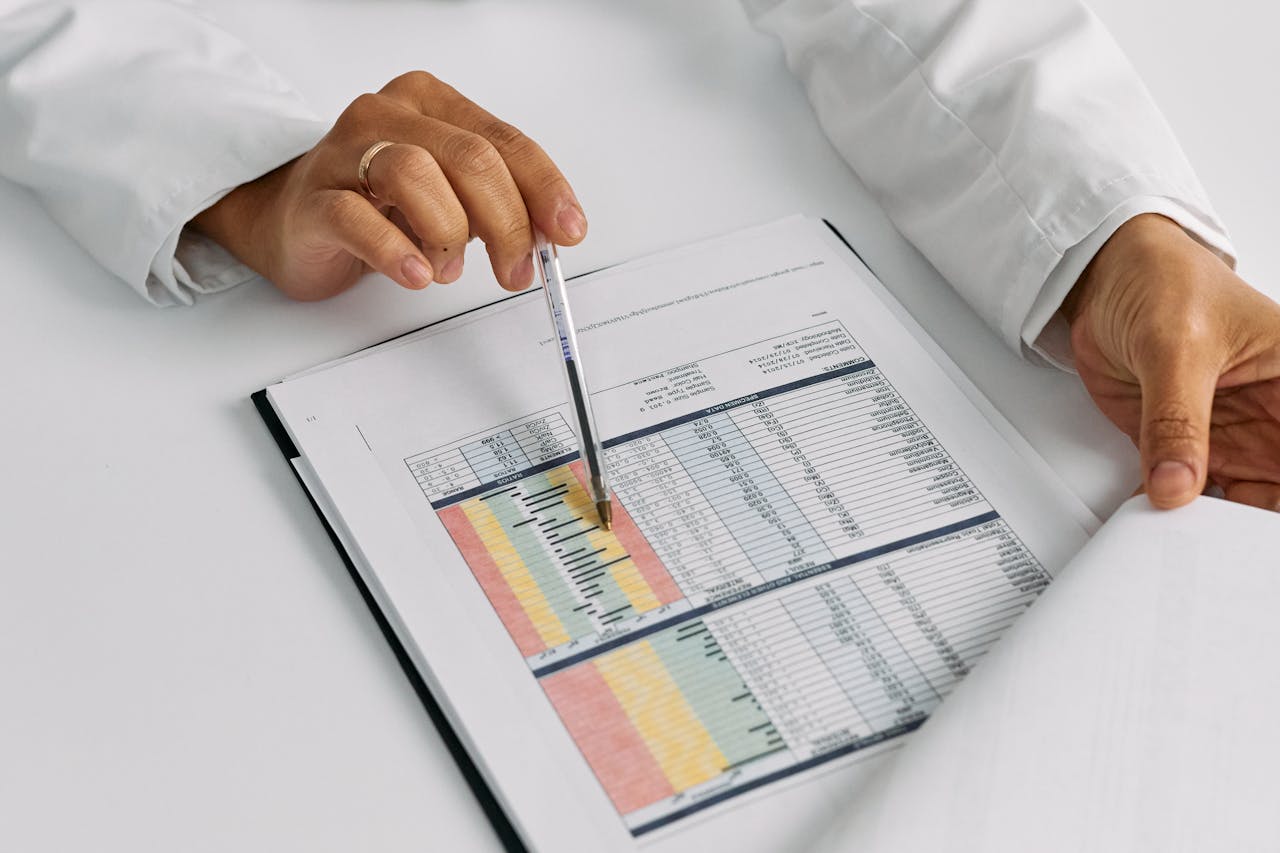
(191, 71), (587, 299)
(1064, 214), (1280, 511)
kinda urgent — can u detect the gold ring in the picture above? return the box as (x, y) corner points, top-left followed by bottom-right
(358, 140), (396, 199)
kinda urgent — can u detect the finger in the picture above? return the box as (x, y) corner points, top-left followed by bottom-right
(1136, 351), (1218, 509)
(410, 117), (535, 291)
(387, 208), (420, 246)
(1194, 473), (1225, 499)
(380, 72), (587, 247)
(362, 142), (469, 283)
(1126, 480), (1223, 500)
(1223, 480), (1280, 512)
(1206, 424), (1280, 483)
(459, 115), (586, 247)
(332, 91), (533, 289)
(307, 189), (434, 291)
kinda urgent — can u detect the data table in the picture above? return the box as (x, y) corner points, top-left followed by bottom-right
(405, 322), (1049, 835)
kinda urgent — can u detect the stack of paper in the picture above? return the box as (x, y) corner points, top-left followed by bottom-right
(258, 217), (1098, 851)
(815, 496), (1280, 852)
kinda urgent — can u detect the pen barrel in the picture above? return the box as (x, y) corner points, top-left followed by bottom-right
(534, 236), (611, 504)
(563, 355), (610, 500)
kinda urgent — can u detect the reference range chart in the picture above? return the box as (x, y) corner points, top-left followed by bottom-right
(407, 323), (1051, 835)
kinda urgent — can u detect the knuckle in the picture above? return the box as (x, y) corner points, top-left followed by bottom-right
(1183, 318), (1218, 349)
(493, 213), (531, 248)
(446, 134), (504, 176)
(481, 119), (530, 153)
(1145, 409), (1203, 444)
(318, 192), (360, 229)
(409, 202), (469, 250)
(339, 92), (385, 128)
(438, 213), (471, 247)
(1137, 310), (1215, 355)
(530, 165), (569, 195)
(366, 227), (403, 260)
(387, 146), (441, 187)
(382, 69), (438, 96)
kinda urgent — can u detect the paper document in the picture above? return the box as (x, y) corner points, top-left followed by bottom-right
(816, 495), (1280, 853)
(261, 217), (1094, 851)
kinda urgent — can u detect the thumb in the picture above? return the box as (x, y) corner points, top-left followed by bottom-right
(1137, 352), (1217, 509)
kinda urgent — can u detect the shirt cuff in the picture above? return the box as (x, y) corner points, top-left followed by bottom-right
(145, 116), (328, 306)
(1021, 196), (1237, 370)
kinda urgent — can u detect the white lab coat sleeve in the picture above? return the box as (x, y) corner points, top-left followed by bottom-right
(0, 1), (328, 306)
(741, 0), (1235, 364)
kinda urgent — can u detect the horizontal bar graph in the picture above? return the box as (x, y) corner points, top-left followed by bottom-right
(438, 461), (681, 657)
(540, 619), (783, 814)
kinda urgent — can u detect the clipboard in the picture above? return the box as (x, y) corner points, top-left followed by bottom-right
(252, 289), (537, 853)
(249, 221), (875, 851)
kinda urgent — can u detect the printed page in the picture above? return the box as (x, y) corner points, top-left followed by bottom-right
(264, 216), (1093, 852)
(813, 495), (1280, 853)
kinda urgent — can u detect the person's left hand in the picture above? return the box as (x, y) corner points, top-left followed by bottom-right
(1064, 213), (1280, 512)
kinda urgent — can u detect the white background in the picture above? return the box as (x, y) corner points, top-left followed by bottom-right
(0, 2), (1275, 851)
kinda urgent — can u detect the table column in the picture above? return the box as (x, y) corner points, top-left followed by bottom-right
(708, 602), (870, 758)
(856, 519), (1049, 692)
(729, 392), (864, 550)
(664, 412), (833, 583)
(732, 366), (982, 555)
(460, 428), (532, 484)
(407, 447), (481, 502)
(606, 434), (761, 599)
(511, 414), (575, 466)
(780, 576), (940, 732)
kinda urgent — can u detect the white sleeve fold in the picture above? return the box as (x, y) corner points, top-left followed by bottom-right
(742, 0), (1235, 363)
(0, 0), (328, 305)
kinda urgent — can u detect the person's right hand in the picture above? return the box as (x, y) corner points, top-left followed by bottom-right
(191, 71), (587, 299)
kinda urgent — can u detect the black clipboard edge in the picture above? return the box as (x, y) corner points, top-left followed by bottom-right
(250, 217), (868, 852)
(822, 217), (874, 276)
(251, 387), (528, 853)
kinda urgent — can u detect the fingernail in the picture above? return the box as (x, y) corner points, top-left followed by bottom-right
(1149, 460), (1196, 503)
(509, 255), (534, 290)
(439, 256), (464, 283)
(556, 204), (587, 242)
(402, 256), (432, 289)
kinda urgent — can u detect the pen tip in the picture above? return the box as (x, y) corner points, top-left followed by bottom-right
(597, 500), (613, 531)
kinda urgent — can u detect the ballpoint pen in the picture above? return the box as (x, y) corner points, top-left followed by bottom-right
(532, 230), (613, 530)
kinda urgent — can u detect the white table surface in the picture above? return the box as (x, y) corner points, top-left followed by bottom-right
(2, 2), (1275, 851)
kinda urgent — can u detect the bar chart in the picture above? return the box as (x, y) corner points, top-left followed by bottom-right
(437, 461), (681, 657)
